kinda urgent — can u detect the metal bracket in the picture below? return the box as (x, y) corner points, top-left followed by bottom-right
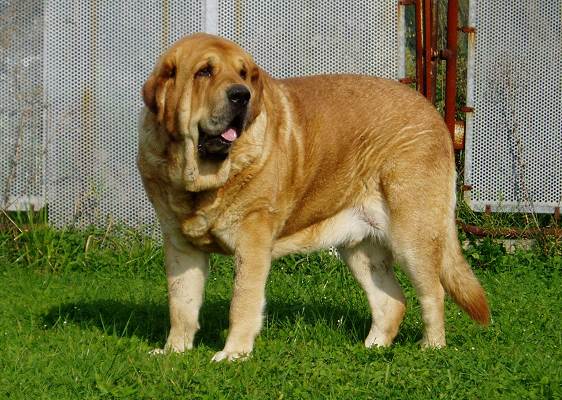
(458, 26), (476, 33)
(398, 77), (416, 84)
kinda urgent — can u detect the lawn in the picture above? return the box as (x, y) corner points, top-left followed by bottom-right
(0, 226), (560, 399)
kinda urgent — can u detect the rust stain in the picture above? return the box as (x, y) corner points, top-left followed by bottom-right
(235, 0), (243, 40)
(81, 87), (95, 168)
(82, 87), (93, 121)
(453, 120), (465, 150)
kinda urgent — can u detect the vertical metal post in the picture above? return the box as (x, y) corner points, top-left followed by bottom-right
(397, 0), (407, 81)
(423, 0), (431, 97)
(415, 0), (425, 94)
(162, 0), (169, 49)
(413, 0), (438, 103)
(203, 0), (219, 35)
(423, 0), (438, 103)
(411, 0), (462, 149)
(444, 0), (459, 143)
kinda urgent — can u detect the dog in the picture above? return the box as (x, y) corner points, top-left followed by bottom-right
(137, 33), (489, 361)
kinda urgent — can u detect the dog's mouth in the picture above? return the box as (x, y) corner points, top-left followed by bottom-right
(198, 112), (246, 160)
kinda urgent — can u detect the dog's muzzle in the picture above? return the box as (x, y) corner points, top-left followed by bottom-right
(198, 85), (251, 160)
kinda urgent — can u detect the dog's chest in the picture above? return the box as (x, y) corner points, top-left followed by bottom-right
(177, 195), (243, 255)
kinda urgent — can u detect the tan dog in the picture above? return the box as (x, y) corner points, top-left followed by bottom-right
(138, 33), (489, 361)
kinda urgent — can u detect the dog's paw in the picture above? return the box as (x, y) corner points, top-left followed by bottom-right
(211, 350), (251, 362)
(365, 337), (392, 348)
(418, 337), (446, 349)
(364, 327), (393, 348)
(149, 348), (167, 356)
(149, 341), (191, 356)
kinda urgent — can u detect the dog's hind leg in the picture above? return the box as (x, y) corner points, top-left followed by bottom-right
(390, 227), (448, 348)
(382, 166), (489, 348)
(382, 165), (452, 348)
(339, 241), (406, 347)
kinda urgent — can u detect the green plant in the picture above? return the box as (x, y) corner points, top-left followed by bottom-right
(1, 226), (560, 399)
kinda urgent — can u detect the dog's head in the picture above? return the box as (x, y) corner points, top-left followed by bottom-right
(142, 33), (264, 161)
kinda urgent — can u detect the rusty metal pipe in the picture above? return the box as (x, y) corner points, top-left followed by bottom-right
(422, 0), (438, 103)
(429, 0), (438, 103)
(423, 0), (438, 103)
(459, 222), (562, 239)
(444, 0), (459, 140)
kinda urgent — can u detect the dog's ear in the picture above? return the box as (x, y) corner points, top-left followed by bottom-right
(142, 75), (159, 115)
(247, 64), (265, 124)
(142, 58), (179, 133)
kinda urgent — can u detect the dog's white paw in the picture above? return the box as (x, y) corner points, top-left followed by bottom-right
(149, 348), (167, 356)
(211, 350), (250, 362)
(149, 342), (190, 356)
(364, 327), (393, 348)
(418, 336), (446, 349)
(365, 336), (392, 348)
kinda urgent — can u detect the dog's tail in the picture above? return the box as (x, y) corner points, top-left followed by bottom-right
(440, 224), (490, 325)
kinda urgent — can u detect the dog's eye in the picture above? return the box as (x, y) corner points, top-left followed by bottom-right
(240, 69), (247, 80)
(196, 65), (212, 78)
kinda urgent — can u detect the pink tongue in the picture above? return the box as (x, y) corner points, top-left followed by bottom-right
(221, 128), (238, 142)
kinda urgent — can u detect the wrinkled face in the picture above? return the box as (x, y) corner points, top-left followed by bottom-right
(142, 34), (263, 160)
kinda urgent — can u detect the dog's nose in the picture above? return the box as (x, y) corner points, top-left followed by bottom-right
(227, 85), (251, 106)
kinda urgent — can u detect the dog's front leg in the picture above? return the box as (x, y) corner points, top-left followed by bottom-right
(212, 213), (273, 362)
(152, 237), (209, 354)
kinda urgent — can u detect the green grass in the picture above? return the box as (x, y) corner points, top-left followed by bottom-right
(0, 225), (561, 399)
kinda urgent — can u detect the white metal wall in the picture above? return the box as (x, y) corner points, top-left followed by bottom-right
(2, 0), (403, 227)
(464, 0), (562, 214)
(217, 0), (402, 79)
(0, 0), (45, 211)
(44, 0), (204, 227)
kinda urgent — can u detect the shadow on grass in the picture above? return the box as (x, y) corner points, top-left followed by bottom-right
(42, 299), (171, 347)
(42, 296), (422, 350)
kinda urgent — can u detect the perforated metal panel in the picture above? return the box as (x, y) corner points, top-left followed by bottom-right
(464, 0), (562, 213)
(3, 1), (403, 227)
(0, 0), (45, 211)
(217, 0), (402, 79)
(44, 1), (203, 227)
